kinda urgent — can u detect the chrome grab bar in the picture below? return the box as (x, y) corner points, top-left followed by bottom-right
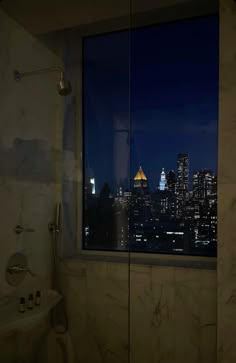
(14, 225), (35, 234)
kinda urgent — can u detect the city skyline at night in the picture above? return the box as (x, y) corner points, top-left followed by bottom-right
(85, 155), (216, 195)
(84, 15), (218, 193)
(83, 15), (218, 256)
(84, 152), (217, 255)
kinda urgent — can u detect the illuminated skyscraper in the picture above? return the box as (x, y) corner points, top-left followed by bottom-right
(176, 154), (189, 216)
(166, 170), (176, 193)
(159, 168), (167, 191)
(176, 153), (189, 195)
(84, 176), (95, 196)
(90, 178), (96, 195)
(134, 166), (148, 188)
(192, 170), (215, 200)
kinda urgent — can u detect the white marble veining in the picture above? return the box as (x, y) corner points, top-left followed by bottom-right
(0, 7), (63, 363)
(60, 260), (129, 363)
(0, 7), (63, 294)
(131, 265), (216, 363)
(60, 259), (216, 363)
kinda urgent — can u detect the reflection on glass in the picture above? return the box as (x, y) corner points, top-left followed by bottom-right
(83, 15), (218, 256)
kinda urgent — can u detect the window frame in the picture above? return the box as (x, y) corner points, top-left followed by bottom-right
(67, 0), (218, 269)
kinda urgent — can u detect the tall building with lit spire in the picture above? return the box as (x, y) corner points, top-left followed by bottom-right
(134, 166), (148, 188)
(159, 168), (167, 191)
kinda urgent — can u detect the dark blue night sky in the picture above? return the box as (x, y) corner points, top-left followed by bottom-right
(83, 15), (219, 192)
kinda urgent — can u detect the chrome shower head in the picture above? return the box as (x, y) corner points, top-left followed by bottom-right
(14, 66), (72, 96)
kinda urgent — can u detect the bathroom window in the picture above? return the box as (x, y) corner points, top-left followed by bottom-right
(83, 15), (218, 256)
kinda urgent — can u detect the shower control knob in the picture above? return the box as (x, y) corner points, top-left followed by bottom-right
(13, 70), (21, 81)
(48, 222), (55, 232)
(48, 222), (60, 233)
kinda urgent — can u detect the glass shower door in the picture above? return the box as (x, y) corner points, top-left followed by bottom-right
(79, 2), (132, 362)
(129, 2), (218, 363)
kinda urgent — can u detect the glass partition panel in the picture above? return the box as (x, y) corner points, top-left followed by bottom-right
(129, 15), (218, 257)
(83, 30), (131, 252)
(129, 2), (219, 363)
(78, 2), (132, 363)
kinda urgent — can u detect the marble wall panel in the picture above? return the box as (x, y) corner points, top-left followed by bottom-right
(218, 1), (236, 362)
(0, 7), (63, 363)
(61, 259), (216, 363)
(0, 7), (63, 295)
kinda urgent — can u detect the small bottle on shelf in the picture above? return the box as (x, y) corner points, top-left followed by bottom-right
(19, 297), (25, 313)
(35, 290), (41, 306)
(28, 294), (33, 309)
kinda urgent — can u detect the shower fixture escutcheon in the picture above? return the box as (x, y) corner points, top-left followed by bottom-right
(13, 70), (21, 81)
(14, 224), (35, 234)
(13, 66), (72, 96)
(6, 253), (35, 286)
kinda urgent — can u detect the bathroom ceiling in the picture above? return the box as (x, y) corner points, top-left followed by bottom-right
(0, 0), (215, 34)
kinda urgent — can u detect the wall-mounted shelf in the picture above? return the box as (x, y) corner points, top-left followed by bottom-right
(0, 289), (61, 335)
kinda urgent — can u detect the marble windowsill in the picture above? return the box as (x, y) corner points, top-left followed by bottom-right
(65, 249), (216, 270)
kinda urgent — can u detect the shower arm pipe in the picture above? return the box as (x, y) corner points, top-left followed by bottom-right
(14, 66), (64, 81)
